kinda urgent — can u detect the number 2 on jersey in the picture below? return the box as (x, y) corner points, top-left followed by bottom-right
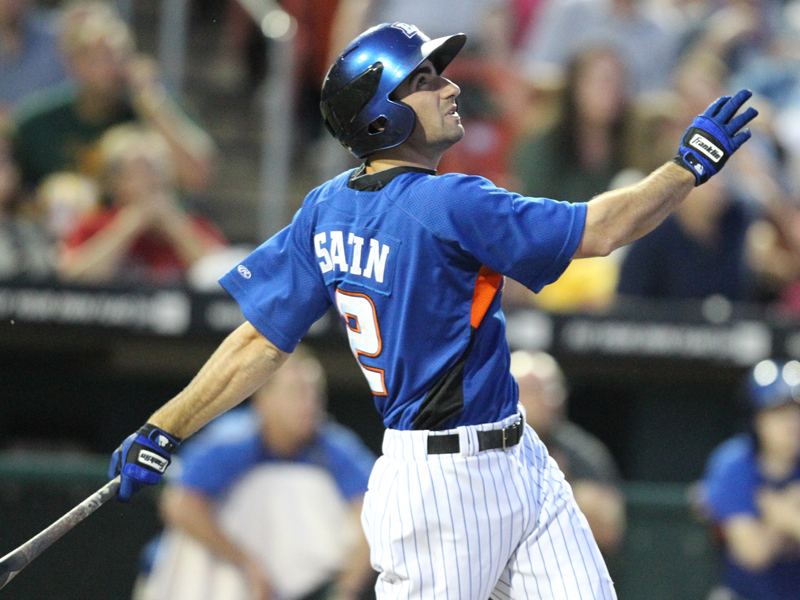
(335, 289), (387, 395)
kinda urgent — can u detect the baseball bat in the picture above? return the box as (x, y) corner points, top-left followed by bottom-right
(0, 476), (120, 590)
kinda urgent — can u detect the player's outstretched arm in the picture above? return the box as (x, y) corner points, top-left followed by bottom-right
(575, 89), (758, 259)
(109, 322), (289, 501)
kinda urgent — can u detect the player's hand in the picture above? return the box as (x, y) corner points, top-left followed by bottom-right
(108, 423), (181, 502)
(240, 556), (274, 600)
(673, 89), (758, 185)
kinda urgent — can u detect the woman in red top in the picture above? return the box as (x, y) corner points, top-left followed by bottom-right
(59, 124), (226, 286)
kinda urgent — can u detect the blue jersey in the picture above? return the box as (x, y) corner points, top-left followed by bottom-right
(220, 166), (585, 430)
(703, 434), (800, 600)
(174, 407), (375, 501)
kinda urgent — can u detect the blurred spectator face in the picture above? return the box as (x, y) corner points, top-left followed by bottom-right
(61, 4), (133, 98)
(100, 125), (175, 203)
(254, 353), (327, 450)
(510, 351), (567, 436)
(755, 402), (800, 461)
(673, 52), (728, 118)
(70, 35), (128, 96)
(573, 50), (627, 126)
(0, 0), (29, 27)
(36, 172), (99, 239)
(111, 152), (169, 201)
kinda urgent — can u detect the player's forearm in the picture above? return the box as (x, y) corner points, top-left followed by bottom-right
(574, 162), (694, 259)
(149, 322), (289, 439)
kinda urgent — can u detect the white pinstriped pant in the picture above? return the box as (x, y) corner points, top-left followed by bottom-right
(361, 409), (617, 600)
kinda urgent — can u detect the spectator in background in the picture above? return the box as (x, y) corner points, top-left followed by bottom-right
(0, 0), (67, 119)
(615, 49), (793, 306)
(58, 124), (225, 287)
(616, 174), (757, 302)
(515, 0), (681, 96)
(11, 1), (215, 193)
(510, 350), (626, 559)
(0, 120), (53, 280)
(701, 359), (800, 600)
(504, 46), (632, 312)
(136, 347), (376, 600)
(35, 169), (99, 248)
(327, 0), (512, 65)
(511, 45), (632, 203)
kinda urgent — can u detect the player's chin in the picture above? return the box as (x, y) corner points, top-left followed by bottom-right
(447, 123), (466, 144)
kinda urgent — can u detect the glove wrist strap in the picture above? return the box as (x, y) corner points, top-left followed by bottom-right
(137, 423), (182, 453)
(672, 154), (702, 186)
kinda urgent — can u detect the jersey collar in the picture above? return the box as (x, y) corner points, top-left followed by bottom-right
(348, 164), (436, 192)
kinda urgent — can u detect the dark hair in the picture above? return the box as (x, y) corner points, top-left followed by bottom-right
(551, 45), (630, 174)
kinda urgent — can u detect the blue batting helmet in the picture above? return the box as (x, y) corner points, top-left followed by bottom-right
(320, 23), (466, 159)
(748, 359), (800, 411)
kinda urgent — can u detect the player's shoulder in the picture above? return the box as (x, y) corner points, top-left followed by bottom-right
(704, 433), (755, 480)
(392, 172), (514, 222)
(185, 408), (260, 453)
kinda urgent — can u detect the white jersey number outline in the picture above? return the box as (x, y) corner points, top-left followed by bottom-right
(335, 289), (387, 395)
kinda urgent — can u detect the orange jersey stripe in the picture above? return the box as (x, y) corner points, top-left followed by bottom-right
(470, 266), (503, 329)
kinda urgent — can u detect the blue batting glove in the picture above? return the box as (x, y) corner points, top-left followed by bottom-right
(108, 423), (181, 502)
(673, 89), (758, 185)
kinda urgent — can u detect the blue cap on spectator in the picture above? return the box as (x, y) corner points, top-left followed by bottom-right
(748, 360), (800, 410)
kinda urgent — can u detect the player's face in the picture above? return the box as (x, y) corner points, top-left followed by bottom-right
(392, 59), (464, 155)
(756, 402), (800, 461)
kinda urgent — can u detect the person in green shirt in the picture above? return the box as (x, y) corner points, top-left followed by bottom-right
(12, 1), (215, 194)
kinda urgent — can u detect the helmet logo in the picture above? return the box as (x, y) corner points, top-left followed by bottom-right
(391, 23), (419, 38)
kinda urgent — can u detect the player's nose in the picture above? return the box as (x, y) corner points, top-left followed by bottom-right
(439, 77), (461, 99)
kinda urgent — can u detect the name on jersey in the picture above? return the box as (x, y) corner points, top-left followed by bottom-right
(314, 228), (398, 295)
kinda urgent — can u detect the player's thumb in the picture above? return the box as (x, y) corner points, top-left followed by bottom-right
(118, 476), (134, 503)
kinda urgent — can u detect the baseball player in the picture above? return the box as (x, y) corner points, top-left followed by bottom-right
(701, 360), (800, 600)
(109, 22), (758, 599)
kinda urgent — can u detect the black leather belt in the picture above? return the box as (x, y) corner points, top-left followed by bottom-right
(427, 418), (523, 454)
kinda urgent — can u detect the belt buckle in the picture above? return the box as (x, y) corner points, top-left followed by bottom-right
(501, 418), (520, 451)
(501, 424), (511, 450)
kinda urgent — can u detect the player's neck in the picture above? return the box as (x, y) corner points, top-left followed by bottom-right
(365, 158), (437, 174)
(366, 145), (442, 174)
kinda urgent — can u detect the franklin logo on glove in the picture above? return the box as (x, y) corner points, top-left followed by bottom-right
(138, 450), (169, 473)
(689, 134), (723, 163)
(109, 423), (182, 501)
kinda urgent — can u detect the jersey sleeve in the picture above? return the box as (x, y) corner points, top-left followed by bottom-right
(219, 207), (332, 352)
(702, 437), (759, 521)
(405, 174), (587, 292)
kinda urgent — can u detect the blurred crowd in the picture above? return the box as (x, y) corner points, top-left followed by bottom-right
(4, 0), (800, 317)
(0, 0), (224, 289)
